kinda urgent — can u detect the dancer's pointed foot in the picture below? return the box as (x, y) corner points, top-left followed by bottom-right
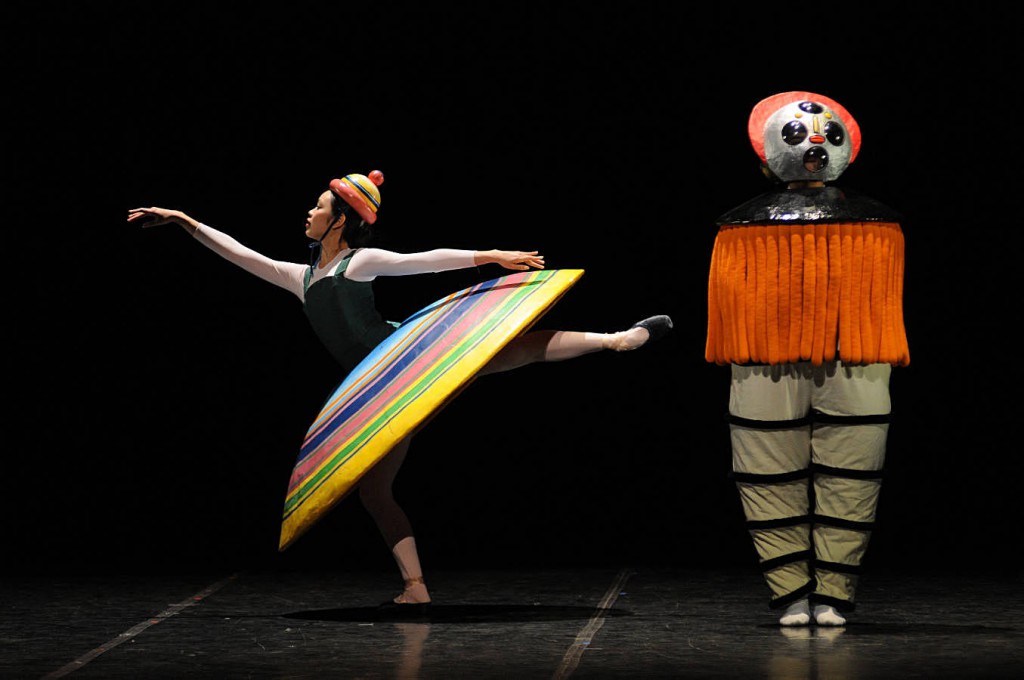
(632, 314), (674, 342)
(605, 315), (674, 351)
(779, 598), (811, 626)
(813, 604), (846, 626)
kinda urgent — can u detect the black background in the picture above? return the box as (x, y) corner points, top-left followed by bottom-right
(6, 4), (1021, 579)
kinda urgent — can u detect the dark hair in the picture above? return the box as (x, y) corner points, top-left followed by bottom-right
(330, 193), (375, 248)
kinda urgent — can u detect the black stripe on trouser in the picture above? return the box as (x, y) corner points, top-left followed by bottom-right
(812, 514), (875, 531)
(815, 559), (863, 575)
(734, 466), (882, 483)
(730, 469), (811, 483)
(726, 410), (892, 430)
(745, 515), (811, 530)
(811, 463), (884, 480)
(810, 410), (892, 425)
(725, 414), (811, 429)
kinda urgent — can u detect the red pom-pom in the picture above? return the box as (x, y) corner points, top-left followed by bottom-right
(368, 170), (384, 186)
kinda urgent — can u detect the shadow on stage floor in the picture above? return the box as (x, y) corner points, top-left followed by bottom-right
(2, 565), (1021, 679)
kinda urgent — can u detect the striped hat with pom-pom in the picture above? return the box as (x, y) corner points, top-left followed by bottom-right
(329, 170), (384, 224)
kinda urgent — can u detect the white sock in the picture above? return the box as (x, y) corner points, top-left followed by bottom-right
(779, 598), (810, 626)
(813, 604), (847, 626)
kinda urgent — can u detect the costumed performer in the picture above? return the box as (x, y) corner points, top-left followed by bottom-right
(129, 169), (673, 613)
(704, 93), (910, 626)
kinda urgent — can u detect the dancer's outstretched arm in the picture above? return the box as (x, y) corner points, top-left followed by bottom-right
(345, 247), (545, 281)
(128, 207), (307, 298)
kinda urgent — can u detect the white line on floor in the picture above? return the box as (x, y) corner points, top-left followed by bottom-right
(552, 566), (635, 680)
(41, 573), (238, 679)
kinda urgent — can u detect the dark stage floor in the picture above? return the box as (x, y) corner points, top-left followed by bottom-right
(3, 566), (1021, 679)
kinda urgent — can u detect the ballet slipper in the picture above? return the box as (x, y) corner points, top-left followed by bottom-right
(631, 315), (674, 343)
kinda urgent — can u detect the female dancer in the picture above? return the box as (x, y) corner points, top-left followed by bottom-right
(128, 170), (672, 611)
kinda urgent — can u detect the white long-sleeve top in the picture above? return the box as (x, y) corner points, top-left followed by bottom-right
(193, 223), (479, 301)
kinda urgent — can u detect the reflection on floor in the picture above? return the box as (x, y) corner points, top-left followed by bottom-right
(2, 566), (1021, 679)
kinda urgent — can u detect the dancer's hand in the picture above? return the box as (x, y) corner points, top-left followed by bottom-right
(476, 250), (545, 271)
(128, 207), (200, 232)
(127, 207), (186, 227)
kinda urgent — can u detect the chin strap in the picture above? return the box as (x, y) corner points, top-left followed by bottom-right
(307, 228), (330, 268)
(308, 239), (322, 268)
(309, 215), (344, 268)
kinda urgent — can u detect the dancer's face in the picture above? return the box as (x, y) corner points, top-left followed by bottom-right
(305, 190), (343, 240)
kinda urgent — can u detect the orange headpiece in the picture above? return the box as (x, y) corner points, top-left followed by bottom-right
(748, 92), (861, 183)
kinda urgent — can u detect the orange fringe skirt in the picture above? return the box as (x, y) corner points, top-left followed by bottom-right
(705, 221), (910, 367)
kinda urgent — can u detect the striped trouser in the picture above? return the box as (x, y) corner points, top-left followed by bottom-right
(729, 361), (891, 612)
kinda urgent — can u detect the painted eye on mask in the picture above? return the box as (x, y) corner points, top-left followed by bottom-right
(824, 121), (845, 146)
(781, 121), (808, 146)
(803, 147), (829, 172)
(797, 101), (824, 114)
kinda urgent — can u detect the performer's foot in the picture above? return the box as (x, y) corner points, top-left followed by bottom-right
(604, 315), (674, 351)
(779, 599), (810, 626)
(813, 604), (846, 626)
(378, 578), (431, 618)
(393, 576), (431, 605)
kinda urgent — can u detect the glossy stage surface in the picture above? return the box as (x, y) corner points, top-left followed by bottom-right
(4, 566), (1020, 679)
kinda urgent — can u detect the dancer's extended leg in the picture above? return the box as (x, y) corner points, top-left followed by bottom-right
(359, 436), (431, 604)
(479, 315), (672, 376)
